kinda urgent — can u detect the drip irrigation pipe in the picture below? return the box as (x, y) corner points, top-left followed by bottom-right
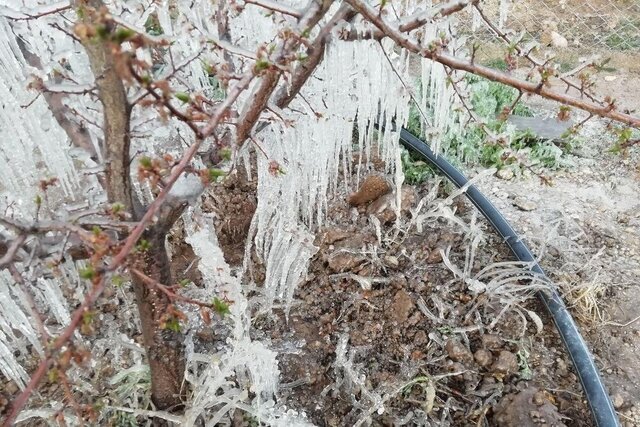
(398, 128), (619, 427)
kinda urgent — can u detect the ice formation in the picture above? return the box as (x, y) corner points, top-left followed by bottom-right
(0, 0), (459, 424)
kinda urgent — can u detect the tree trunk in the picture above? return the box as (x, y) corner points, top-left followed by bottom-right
(75, 0), (187, 409)
(131, 229), (185, 410)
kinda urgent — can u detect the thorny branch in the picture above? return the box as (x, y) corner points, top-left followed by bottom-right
(344, 0), (640, 128)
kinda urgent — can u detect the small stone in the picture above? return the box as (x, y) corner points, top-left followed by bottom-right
(4, 381), (18, 395)
(328, 252), (365, 273)
(414, 330), (427, 345)
(491, 351), (519, 377)
(481, 334), (502, 350)
(550, 31), (568, 48)
(496, 168), (514, 180)
(389, 290), (414, 323)
(612, 393), (624, 409)
(320, 228), (350, 245)
(400, 186), (417, 212)
(474, 349), (493, 368)
(604, 75), (617, 82)
(445, 339), (473, 363)
(533, 390), (547, 406)
(426, 249), (443, 264)
(384, 255), (399, 269)
(513, 197), (537, 211)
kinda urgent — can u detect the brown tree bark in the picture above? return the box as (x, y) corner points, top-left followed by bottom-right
(131, 230), (186, 410)
(76, 0), (186, 410)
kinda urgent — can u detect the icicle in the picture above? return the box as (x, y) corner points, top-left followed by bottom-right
(499, 0), (510, 31)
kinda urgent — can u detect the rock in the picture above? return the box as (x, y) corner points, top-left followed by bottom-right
(348, 175), (391, 206)
(319, 228), (350, 245)
(383, 255), (399, 269)
(426, 249), (443, 264)
(496, 168), (514, 180)
(327, 252), (365, 273)
(481, 334), (502, 350)
(389, 290), (414, 323)
(491, 351), (519, 378)
(474, 349), (493, 368)
(513, 197), (537, 211)
(4, 381), (18, 395)
(612, 393), (624, 409)
(494, 387), (567, 427)
(445, 339), (473, 363)
(400, 186), (417, 212)
(604, 75), (617, 82)
(550, 31), (568, 48)
(414, 330), (427, 345)
(367, 193), (393, 214)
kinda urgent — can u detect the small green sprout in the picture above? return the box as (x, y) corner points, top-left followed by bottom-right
(212, 297), (231, 317)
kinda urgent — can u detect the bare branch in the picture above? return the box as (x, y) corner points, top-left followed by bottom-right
(78, 1), (133, 211)
(1, 1), (71, 21)
(244, 0), (302, 18)
(0, 235), (27, 267)
(273, 3), (356, 109)
(345, 0), (640, 128)
(347, 0), (478, 41)
(235, 0), (332, 144)
(472, 4), (603, 105)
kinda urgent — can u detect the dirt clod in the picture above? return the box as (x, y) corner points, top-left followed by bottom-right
(474, 348), (494, 368)
(389, 289), (414, 323)
(494, 387), (567, 427)
(327, 252), (365, 273)
(481, 334), (503, 350)
(491, 350), (519, 377)
(348, 175), (391, 206)
(445, 339), (473, 363)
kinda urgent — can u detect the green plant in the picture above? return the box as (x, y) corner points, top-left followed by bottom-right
(406, 74), (575, 173)
(401, 148), (436, 184)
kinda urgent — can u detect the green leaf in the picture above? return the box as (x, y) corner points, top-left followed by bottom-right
(174, 92), (190, 103)
(114, 28), (136, 43)
(164, 317), (181, 332)
(139, 156), (152, 168)
(254, 59), (270, 72)
(208, 168), (226, 181)
(136, 239), (151, 252)
(212, 297), (231, 317)
(219, 148), (232, 161)
(79, 266), (95, 280)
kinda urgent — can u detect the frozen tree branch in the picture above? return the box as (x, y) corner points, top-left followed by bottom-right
(344, 0), (640, 128)
(77, 0), (134, 211)
(16, 38), (100, 160)
(472, 3), (604, 106)
(244, 0), (302, 18)
(235, 0), (333, 145)
(273, 3), (356, 109)
(347, 0), (478, 41)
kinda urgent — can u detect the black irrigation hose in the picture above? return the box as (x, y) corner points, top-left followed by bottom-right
(398, 128), (620, 427)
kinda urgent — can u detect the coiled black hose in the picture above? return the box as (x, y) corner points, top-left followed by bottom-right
(398, 128), (619, 427)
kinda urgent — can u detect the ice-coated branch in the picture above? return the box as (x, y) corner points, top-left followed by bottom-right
(244, 0), (302, 18)
(235, 0), (333, 145)
(77, 0), (134, 211)
(16, 38), (100, 160)
(472, 3), (604, 106)
(0, 1), (71, 20)
(347, 0), (478, 41)
(273, 3), (356, 109)
(344, 0), (640, 128)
